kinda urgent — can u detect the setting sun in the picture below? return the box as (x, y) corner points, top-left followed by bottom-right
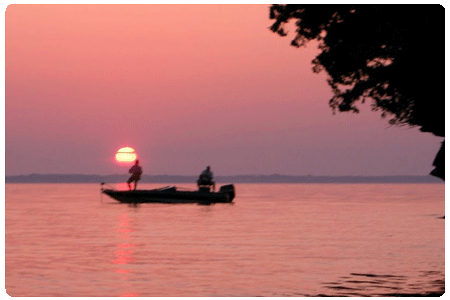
(115, 147), (137, 163)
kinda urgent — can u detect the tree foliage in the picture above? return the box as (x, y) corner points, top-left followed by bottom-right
(269, 5), (444, 138)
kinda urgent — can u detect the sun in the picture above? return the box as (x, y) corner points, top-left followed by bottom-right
(115, 147), (137, 163)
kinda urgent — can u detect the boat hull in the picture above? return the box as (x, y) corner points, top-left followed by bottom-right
(102, 184), (235, 204)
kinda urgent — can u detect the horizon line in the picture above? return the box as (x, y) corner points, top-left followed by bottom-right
(6, 173), (442, 184)
(5, 173), (438, 178)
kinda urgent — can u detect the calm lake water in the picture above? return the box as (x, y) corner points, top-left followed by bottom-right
(5, 183), (445, 296)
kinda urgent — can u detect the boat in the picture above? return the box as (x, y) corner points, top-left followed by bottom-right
(101, 184), (235, 204)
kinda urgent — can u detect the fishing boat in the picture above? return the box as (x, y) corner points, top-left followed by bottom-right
(101, 183), (235, 204)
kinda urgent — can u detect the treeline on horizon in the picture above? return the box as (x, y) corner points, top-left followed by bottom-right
(5, 174), (443, 184)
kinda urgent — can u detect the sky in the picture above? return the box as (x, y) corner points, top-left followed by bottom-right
(5, 4), (444, 177)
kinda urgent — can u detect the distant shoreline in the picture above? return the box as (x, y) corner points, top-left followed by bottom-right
(5, 174), (443, 184)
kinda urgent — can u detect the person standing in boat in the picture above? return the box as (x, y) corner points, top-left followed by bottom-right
(197, 166), (215, 192)
(127, 159), (143, 190)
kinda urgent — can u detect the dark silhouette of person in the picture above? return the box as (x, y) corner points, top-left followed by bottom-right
(197, 166), (215, 191)
(127, 159), (143, 190)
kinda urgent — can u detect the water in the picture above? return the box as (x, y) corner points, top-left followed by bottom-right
(5, 183), (444, 296)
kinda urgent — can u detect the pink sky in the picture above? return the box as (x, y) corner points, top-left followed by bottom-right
(5, 4), (442, 176)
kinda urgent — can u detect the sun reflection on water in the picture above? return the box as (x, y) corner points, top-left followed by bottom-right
(113, 213), (140, 297)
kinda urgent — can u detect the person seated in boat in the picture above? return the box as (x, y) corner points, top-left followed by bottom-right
(197, 166), (215, 192)
(127, 159), (143, 190)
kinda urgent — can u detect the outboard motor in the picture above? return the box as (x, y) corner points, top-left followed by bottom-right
(219, 184), (235, 201)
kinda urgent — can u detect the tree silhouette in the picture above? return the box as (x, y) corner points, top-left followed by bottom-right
(269, 4), (444, 180)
